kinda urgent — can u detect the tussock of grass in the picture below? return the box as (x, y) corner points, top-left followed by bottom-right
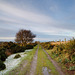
(36, 45), (59, 75)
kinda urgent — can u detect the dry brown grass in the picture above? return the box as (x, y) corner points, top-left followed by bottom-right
(51, 41), (69, 45)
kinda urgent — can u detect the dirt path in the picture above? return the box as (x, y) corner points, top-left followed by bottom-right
(27, 46), (39, 75)
(42, 47), (65, 75)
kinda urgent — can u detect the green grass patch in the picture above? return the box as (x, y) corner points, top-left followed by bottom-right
(46, 50), (69, 75)
(35, 45), (59, 75)
(5, 45), (38, 75)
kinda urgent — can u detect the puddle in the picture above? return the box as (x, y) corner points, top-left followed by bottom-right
(42, 67), (51, 75)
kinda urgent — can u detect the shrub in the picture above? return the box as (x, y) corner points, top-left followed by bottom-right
(65, 38), (75, 61)
(40, 42), (55, 50)
(25, 44), (33, 49)
(0, 60), (6, 71)
(0, 48), (7, 61)
(62, 58), (69, 64)
(12, 46), (26, 53)
(14, 54), (21, 59)
(69, 66), (75, 71)
(58, 58), (62, 63)
(70, 53), (75, 64)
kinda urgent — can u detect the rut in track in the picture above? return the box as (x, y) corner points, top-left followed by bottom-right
(42, 47), (65, 75)
(27, 46), (39, 75)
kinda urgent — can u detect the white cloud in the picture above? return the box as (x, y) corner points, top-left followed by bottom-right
(0, 2), (53, 24)
(34, 38), (51, 41)
(0, 37), (15, 40)
(0, 17), (19, 23)
(31, 25), (75, 37)
(0, 1), (75, 41)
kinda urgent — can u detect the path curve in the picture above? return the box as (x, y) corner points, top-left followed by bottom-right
(42, 47), (65, 75)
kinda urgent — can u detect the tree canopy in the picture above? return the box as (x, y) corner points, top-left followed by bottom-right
(15, 29), (36, 45)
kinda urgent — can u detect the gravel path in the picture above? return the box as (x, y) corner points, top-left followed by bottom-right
(42, 47), (65, 75)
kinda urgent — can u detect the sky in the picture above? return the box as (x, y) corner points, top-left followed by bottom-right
(0, 0), (75, 42)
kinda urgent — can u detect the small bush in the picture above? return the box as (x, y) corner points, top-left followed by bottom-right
(13, 46), (26, 53)
(25, 44), (33, 49)
(62, 58), (69, 64)
(0, 48), (7, 61)
(69, 66), (75, 70)
(71, 53), (75, 64)
(14, 54), (21, 59)
(58, 58), (62, 63)
(0, 60), (6, 71)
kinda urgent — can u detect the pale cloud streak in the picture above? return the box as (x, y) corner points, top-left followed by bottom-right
(0, 37), (15, 40)
(0, 1), (75, 41)
(0, 2), (53, 24)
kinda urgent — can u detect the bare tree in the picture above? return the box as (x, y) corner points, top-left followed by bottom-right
(15, 29), (36, 46)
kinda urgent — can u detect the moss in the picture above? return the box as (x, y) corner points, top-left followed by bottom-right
(14, 54), (21, 59)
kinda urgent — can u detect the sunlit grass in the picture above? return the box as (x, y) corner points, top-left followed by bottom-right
(18, 45), (38, 75)
(0, 51), (27, 75)
(1, 45), (38, 75)
(46, 50), (69, 75)
(36, 45), (59, 75)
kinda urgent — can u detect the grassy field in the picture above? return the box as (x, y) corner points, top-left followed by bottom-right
(35, 45), (59, 75)
(5, 45), (38, 75)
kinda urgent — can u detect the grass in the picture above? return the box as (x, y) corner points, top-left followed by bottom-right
(46, 49), (69, 75)
(5, 45), (38, 75)
(46, 49), (55, 59)
(35, 45), (59, 75)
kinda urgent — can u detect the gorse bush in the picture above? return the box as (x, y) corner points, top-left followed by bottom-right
(25, 44), (33, 49)
(3, 42), (26, 53)
(0, 42), (37, 71)
(0, 60), (6, 71)
(14, 54), (21, 59)
(41, 38), (75, 70)
(3, 42), (37, 54)
(69, 66), (75, 71)
(0, 42), (37, 60)
(0, 48), (7, 61)
(41, 42), (55, 50)
(0, 41), (37, 71)
(65, 39), (75, 61)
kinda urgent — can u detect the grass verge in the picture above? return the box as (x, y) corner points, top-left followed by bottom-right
(46, 49), (69, 75)
(5, 45), (38, 75)
(35, 45), (59, 75)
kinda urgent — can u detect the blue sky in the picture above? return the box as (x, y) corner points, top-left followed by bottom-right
(0, 0), (75, 42)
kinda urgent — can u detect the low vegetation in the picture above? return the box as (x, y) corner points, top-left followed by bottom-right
(41, 38), (75, 75)
(0, 60), (6, 71)
(6, 45), (38, 75)
(36, 45), (59, 75)
(41, 42), (55, 50)
(0, 41), (37, 71)
(14, 54), (21, 59)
